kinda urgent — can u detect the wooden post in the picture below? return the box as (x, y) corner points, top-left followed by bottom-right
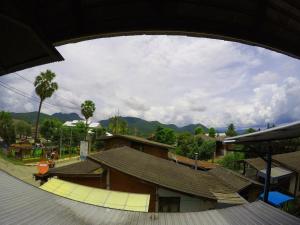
(263, 144), (272, 203)
(294, 173), (299, 197)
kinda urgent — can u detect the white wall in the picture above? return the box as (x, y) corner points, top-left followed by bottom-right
(157, 188), (216, 212)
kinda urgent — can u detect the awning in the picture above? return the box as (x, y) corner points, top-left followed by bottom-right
(259, 191), (294, 207)
(224, 121), (300, 144)
(40, 178), (150, 212)
(258, 167), (293, 184)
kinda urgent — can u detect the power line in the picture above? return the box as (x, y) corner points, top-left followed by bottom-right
(0, 80), (79, 110)
(13, 72), (80, 108)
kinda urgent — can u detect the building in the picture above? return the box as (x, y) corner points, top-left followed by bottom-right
(208, 167), (263, 202)
(47, 159), (105, 188)
(63, 120), (101, 128)
(88, 146), (247, 212)
(98, 134), (174, 159)
(244, 151), (300, 197)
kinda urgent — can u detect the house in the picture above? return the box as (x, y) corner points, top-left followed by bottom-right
(244, 151), (300, 197)
(98, 134), (174, 159)
(88, 146), (247, 212)
(208, 167), (263, 202)
(168, 152), (217, 170)
(46, 159), (105, 188)
(63, 120), (101, 128)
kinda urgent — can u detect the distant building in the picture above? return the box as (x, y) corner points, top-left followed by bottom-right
(63, 120), (101, 128)
(243, 151), (300, 197)
(98, 134), (174, 159)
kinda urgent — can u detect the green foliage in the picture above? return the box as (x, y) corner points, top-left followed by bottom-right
(199, 140), (216, 160)
(245, 128), (256, 134)
(225, 123), (237, 137)
(14, 120), (31, 138)
(40, 119), (62, 140)
(34, 70), (58, 142)
(153, 126), (176, 145)
(218, 152), (245, 170)
(34, 70), (58, 101)
(0, 111), (16, 145)
(175, 132), (215, 160)
(194, 126), (204, 135)
(81, 100), (96, 122)
(208, 127), (216, 137)
(108, 116), (128, 134)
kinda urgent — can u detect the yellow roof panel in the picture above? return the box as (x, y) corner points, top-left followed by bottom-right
(40, 178), (150, 212)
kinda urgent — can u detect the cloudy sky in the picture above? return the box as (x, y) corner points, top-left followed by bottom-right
(1, 35), (300, 128)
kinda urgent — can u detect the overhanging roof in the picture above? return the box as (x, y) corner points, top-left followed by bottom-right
(224, 121), (300, 144)
(2, 0), (300, 75)
(1, 171), (300, 225)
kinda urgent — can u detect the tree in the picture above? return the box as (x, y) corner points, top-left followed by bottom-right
(153, 126), (176, 145)
(0, 111), (16, 145)
(194, 126), (205, 135)
(199, 140), (216, 160)
(15, 120), (32, 139)
(225, 123), (237, 137)
(81, 100), (96, 139)
(208, 127), (216, 137)
(245, 128), (256, 134)
(40, 119), (62, 141)
(218, 152), (245, 170)
(108, 116), (128, 134)
(34, 70), (58, 142)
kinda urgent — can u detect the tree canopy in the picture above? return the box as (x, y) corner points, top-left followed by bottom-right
(225, 123), (237, 137)
(194, 126), (205, 135)
(108, 116), (128, 134)
(81, 100), (96, 122)
(34, 70), (58, 142)
(153, 126), (176, 145)
(14, 120), (31, 139)
(0, 111), (16, 145)
(208, 127), (216, 137)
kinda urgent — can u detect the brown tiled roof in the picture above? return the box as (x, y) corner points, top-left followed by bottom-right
(244, 151), (300, 173)
(208, 167), (262, 192)
(98, 134), (174, 149)
(89, 147), (240, 201)
(168, 152), (218, 170)
(49, 159), (103, 177)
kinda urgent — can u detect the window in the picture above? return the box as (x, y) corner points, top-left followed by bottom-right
(159, 197), (180, 212)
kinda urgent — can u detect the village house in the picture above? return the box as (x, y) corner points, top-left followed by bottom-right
(86, 146), (247, 212)
(98, 134), (173, 159)
(243, 151), (300, 197)
(47, 159), (105, 188)
(208, 167), (263, 202)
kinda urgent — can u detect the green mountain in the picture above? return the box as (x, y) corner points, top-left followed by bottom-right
(11, 112), (81, 124)
(100, 116), (208, 136)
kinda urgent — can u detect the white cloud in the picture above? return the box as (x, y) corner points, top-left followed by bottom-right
(1, 35), (300, 128)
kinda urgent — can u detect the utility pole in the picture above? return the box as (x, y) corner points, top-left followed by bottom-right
(194, 152), (198, 170)
(59, 128), (62, 159)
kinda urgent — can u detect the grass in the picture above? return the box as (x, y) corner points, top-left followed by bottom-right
(0, 149), (25, 166)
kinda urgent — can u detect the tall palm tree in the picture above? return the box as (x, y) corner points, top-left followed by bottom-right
(34, 70), (58, 143)
(81, 100), (96, 140)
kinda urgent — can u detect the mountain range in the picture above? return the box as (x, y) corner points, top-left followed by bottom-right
(10, 112), (208, 135)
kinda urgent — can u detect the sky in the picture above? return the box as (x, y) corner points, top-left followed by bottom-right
(1, 35), (300, 128)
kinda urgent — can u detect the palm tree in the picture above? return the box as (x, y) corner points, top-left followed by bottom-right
(34, 70), (58, 143)
(81, 100), (96, 140)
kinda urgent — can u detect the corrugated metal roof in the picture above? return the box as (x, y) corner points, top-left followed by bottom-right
(0, 171), (300, 225)
(40, 178), (150, 212)
(224, 121), (300, 143)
